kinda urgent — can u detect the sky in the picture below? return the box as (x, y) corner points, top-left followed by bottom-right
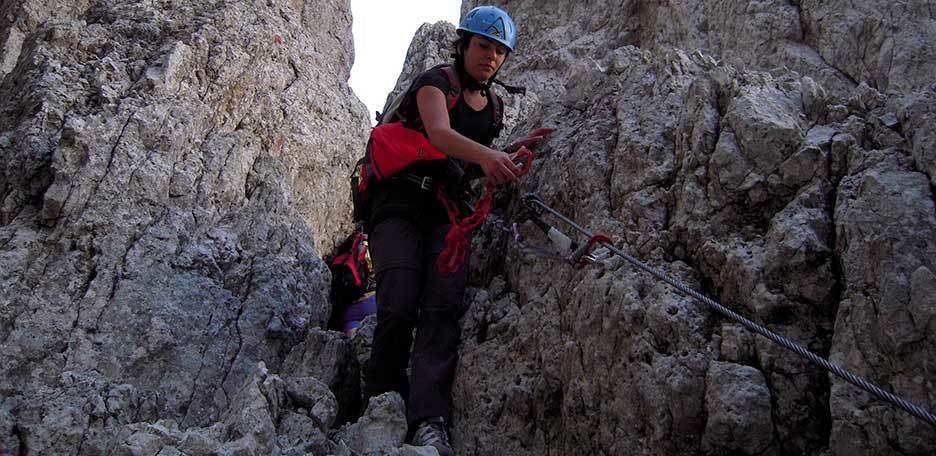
(349, 0), (461, 124)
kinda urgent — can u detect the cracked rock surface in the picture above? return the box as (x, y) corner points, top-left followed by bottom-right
(2, 0), (935, 455)
(442, 1), (935, 455)
(1, 0), (367, 454)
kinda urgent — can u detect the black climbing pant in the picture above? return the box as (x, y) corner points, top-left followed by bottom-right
(363, 216), (469, 428)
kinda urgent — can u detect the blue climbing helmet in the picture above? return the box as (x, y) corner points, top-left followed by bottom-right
(457, 5), (517, 51)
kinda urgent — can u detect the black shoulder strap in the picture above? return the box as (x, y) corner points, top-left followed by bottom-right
(439, 65), (462, 112)
(441, 64), (503, 137)
(490, 92), (502, 126)
(378, 64), (460, 125)
(490, 92), (504, 139)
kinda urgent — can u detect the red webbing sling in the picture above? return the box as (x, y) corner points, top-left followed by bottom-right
(436, 148), (533, 273)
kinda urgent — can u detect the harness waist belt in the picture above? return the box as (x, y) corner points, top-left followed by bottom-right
(392, 172), (435, 191)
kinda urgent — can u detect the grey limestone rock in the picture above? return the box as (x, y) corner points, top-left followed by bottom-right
(381, 21), (455, 116)
(396, 444), (442, 456)
(445, 1), (935, 454)
(351, 313), (378, 395)
(3, 0), (936, 455)
(0, 0), (367, 453)
(831, 155), (936, 455)
(281, 328), (361, 425)
(285, 375), (338, 431)
(898, 89), (936, 187)
(334, 392), (408, 456)
(702, 361), (775, 455)
(111, 363), (342, 456)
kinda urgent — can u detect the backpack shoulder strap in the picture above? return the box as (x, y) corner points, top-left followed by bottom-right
(381, 64), (461, 125)
(440, 65), (462, 112)
(377, 90), (407, 125)
(490, 91), (504, 139)
(489, 91), (502, 126)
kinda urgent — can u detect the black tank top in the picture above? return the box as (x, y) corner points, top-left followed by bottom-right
(401, 67), (499, 147)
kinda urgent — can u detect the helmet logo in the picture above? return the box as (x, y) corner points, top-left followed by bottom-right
(486, 17), (506, 39)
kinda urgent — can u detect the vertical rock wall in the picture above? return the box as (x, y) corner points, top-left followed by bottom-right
(0, 0), (369, 454)
(441, 1), (936, 455)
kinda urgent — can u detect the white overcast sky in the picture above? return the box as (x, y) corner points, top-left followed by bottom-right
(349, 0), (461, 124)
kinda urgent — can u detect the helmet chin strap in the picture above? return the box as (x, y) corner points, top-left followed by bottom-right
(454, 58), (493, 93)
(453, 57), (527, 96)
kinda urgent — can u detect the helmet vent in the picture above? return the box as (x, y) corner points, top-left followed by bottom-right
(487, 17), (505, 39)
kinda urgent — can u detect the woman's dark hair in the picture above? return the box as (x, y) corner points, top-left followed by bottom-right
(451, 32), (475, 86)
(451, 32), (471, 62)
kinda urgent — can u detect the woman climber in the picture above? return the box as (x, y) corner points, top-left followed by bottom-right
(361, 5), (552, 455)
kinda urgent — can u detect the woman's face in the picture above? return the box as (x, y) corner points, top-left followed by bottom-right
(462, 34), (509, 83)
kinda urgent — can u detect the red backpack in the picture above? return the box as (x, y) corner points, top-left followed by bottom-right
(351, 64), (502, 223)
(326, 227), (372, 331)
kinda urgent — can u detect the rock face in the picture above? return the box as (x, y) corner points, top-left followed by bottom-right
(0, 0), (368, 454)
(2, 0), (935, 455)
(702, 361), (774, 455)
(109, 363), (400, 456)
(380, 21), (455, 117)
(444, 1), (936, 455)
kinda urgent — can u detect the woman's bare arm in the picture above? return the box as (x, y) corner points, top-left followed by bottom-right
(416, 85), (519, 185)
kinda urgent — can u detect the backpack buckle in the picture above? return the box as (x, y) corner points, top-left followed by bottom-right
(419, 175), (434, 190)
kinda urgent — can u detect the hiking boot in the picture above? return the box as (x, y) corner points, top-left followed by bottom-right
(412, 417), (453, 456)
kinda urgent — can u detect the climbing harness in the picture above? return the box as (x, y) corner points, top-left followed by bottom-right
(508, 192), (936, 428)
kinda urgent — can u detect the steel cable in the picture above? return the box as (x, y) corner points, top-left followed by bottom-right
(525, 194), (936, 428)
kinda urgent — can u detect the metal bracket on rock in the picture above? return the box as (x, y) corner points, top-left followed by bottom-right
(512, 194), (612, 268)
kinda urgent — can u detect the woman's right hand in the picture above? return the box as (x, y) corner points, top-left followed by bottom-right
(480, 149), (521, 185)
